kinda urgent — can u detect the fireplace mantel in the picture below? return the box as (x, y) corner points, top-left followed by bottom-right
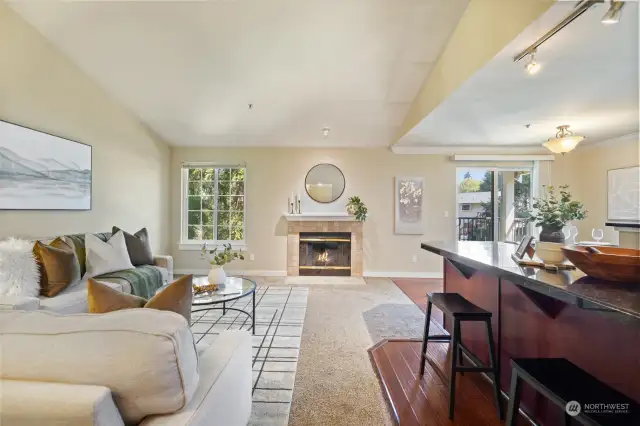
(283, 212), (356, 221)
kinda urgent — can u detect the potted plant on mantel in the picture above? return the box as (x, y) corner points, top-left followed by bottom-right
(201, 243), (244, 285)
(528, 185), (587, 243)
(346, 196), (368, 222)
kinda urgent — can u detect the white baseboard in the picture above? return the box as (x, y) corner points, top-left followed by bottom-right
(364, 271), (443, 279)
(174, 269), (287, 277)
(174, 268), (441, 279)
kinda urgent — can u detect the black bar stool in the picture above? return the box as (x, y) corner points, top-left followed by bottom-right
(419, 292), (502, 420)
(506, 358), (640, 426)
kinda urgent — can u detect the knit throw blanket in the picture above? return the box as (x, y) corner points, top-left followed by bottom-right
(97, 265), (164, 299)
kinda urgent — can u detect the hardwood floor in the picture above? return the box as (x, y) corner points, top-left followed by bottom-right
(376, 279), (528, 426)
(369, 339), (528, 426)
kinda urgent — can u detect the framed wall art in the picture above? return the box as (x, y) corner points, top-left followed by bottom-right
(0, 120), (92, 210)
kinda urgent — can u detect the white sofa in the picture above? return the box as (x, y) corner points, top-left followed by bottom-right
(0, 254), (173, 314)
(0, 309), (252, 426)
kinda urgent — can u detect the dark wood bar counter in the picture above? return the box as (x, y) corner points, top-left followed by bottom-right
(421, 241), (640, 426)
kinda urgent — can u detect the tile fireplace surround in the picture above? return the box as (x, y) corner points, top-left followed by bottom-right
(285, 215), (363, 277)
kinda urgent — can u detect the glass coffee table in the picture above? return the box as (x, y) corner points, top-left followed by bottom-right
(191, 276), (257, 335)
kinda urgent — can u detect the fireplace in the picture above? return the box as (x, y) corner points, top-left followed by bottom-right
(298, 232), (351, 276)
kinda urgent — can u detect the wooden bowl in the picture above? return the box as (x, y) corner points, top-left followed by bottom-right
(561, 245), (640, 283)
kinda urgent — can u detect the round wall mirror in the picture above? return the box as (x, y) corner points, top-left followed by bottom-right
(305, 163), (345, 203)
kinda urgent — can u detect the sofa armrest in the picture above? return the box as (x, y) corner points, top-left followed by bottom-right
(140, 331), (252, 426)
(0, 379), (124, 426)
(154, 255), (174, 282)
(0, 296), (39, 311)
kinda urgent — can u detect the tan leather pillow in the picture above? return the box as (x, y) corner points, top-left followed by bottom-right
(33, 238), (81, 297)
(88, 275), (193, 323)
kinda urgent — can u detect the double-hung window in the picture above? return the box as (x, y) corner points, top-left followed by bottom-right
(181, 164), (246, 247)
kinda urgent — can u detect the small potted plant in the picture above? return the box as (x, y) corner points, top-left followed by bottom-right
(528, 185), (587, 264)
(346, 196), (368, 222)
(201, 243), (245, 285)
(528, 185), (587, 243)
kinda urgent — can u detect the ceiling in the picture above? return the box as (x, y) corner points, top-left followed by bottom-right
(9, 0), (469, 147)
(399, 1), (639, 149)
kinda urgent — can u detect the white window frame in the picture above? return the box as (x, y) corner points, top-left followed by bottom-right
(179, 165), (247, 251)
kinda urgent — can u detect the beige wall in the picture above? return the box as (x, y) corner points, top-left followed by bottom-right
(546, 136), (640, 246)
(0, 5), (170, 253)
(171, 148), (462, 275)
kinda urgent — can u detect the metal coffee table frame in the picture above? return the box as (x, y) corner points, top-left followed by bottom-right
(191, 277), (257, 335)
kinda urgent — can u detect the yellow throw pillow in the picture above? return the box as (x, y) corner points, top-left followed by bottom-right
(87, 275), (194, 323)
(33, 238), (81, 297)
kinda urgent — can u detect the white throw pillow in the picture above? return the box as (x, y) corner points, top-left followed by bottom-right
(84, 231), (135, 278)
(0, 238), (40, 297)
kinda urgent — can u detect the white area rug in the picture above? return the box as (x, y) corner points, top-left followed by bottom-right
(190, 285), (309, 426)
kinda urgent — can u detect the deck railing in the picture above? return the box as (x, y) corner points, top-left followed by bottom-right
(457, 217), (529, 242)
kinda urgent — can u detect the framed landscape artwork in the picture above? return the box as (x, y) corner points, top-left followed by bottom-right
(607, 166), (640, 223)
(395, 176), (424, 235)
(0, 120), (92, 210)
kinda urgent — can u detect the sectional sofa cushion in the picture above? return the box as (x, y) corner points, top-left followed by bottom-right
(0, 309), (199, 425)
(33, 238), (81, 297)
(84, 231), (134, 278)
(88, 275), (193, 322)
(112, 226), (154, 266)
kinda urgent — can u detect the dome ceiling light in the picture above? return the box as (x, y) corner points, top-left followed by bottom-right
(543, 125), (585, 154)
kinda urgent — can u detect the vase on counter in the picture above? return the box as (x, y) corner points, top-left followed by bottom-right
(539, 225), (566, 244)
(208, 265), (227, 285)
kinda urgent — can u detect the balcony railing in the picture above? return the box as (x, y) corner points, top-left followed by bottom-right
(457, 217), (529, 242)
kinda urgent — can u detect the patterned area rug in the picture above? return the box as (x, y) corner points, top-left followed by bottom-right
(190, 285), (309, 426)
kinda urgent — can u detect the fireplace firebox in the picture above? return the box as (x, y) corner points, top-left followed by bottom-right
(298, 232), (351, 276)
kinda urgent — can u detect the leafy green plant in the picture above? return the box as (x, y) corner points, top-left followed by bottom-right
(528, 185), (587, 228)
(201, 243), (244, 266)
(346, 196), (368, 222)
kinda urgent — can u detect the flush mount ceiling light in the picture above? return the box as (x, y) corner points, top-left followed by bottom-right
(524, 51), (541, 75)
(543, 125), (585, 154)
(322, 127), (330, 138)
(601, 0), (625, 24)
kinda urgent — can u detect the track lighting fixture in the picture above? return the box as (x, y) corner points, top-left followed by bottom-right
(601, 1), (624, 25)
(524, 51), (541, 75)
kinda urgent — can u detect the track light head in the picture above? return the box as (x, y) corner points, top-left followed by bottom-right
(602, 1), (624, 25)
(525, 52), (541, 75)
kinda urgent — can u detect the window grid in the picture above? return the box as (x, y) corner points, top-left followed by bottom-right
(185, 167), (245, 243)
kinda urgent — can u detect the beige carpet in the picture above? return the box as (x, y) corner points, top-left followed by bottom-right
(253, 276), (423, 426)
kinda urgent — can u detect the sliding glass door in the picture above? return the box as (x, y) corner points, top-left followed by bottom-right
(456, 167), (533, 243)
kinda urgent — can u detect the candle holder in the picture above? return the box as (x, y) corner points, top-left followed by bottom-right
(296, 198), (301, 214)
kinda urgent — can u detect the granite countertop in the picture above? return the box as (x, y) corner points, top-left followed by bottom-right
(421, 241), (640, 320)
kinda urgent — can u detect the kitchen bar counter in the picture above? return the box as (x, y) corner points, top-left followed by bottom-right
(422, 241), (640, 426)
(421, 241), (640, 319)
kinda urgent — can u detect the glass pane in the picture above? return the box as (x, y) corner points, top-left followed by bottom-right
(230, 227), (244, 241)
(217, 226), (230, 240)
(502, 171), (532, 243)
(202, 226), (214, 240)
(219, 169), (231, 180)
(188, 169), (201, 181)
(188, 211), (201, 225)
(231, 168), (245, 181)
(217, 211), (230, 227)
(188, 226), (202, 240)
(202, 168), (215, 181)
(218, 196), (230, 210)
(188, 196), (201, 210)
(202, 211), (214, 226)
(188, 182), (202, 195)
(217, 180), (231, 196)
(457, 169), (493, 242)
(201, 182), (215, 195)
(230, 181), (244, 195)
(230, 196), (244, 211)
(201, 196), (214, 210)
(230, 212), (243, 228)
